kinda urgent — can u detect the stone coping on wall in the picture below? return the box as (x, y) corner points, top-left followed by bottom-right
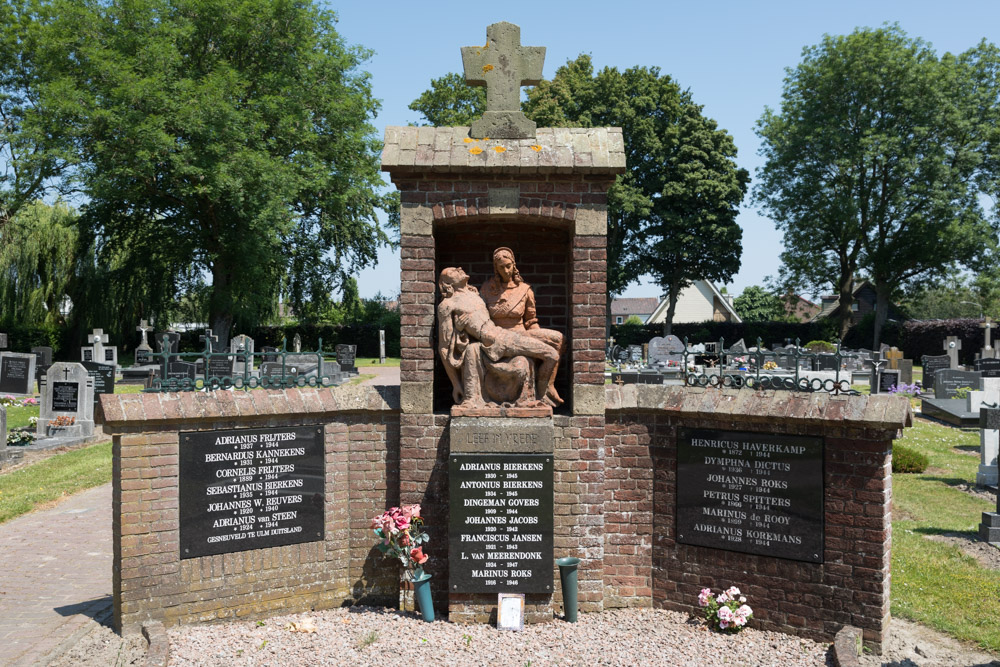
(98, 385), (400, 432)
(381, 126), (627, 174)
(605, 385), (912, 430)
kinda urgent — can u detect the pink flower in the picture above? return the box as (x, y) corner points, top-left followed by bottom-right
(403, 504), (421, 520)
(716, 593), (729, 605)
(726, 586), (741, 598)
(698, 588), (712, 607)
(718, 606), (734, 622)
(393, 512), (411, 531)
(410, 547), (428, 565)
(737, 604), (753, 618)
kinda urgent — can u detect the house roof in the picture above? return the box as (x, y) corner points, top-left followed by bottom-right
(645, 280), (743, 324)
(611, 297), (661, 316)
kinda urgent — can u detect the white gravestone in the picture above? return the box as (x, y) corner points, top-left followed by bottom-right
(37, 362), (95, 439)
(230, 335), (255, 375)
(975, 377), (1000, 486)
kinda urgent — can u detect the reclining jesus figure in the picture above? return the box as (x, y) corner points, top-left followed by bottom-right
(437, 266), (561, 410)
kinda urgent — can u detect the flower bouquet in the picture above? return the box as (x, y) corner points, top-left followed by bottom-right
(698, 586), (753, 633)
(372, 505), (429, 581)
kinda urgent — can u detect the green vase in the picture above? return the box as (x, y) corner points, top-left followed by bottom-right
(413, 571), (434, 622)
(556, 557), (581, 622)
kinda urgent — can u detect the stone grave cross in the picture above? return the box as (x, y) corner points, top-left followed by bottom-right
(462, 22), (545, 139)
(944, 336), (962, 369)
(89, 328), (109, 361)
(0, 332), (6, 349)
(886, 347), (904, 370)
(983, 318), (997, 359)
(136, 320), (153, 349)
(199, 329), (218, 352)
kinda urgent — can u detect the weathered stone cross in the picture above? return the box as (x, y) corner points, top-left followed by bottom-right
(136, 320), (153, 349)
(944, 336), (962, 369)
(200, 329), (218, 353)
(90, 328), (108, 345)
(462, 22), (545, 139)
(983, 318), (996, 359)
(886, 347), (904, 370)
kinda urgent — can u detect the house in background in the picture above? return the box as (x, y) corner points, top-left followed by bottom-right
(782, 294), (820, 323)
(809, 281), (905, 324)
(610, 297), (659, 325)
(612, 280), (742, 326)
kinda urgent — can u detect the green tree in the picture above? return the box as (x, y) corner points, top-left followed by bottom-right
(733, 285), (785, 321)
(525, 56), (747, 335)
(409, 72), (485, 126)
(37, 0), (393, 343)
(756, 25), (995, 347)
(0, 200), (76, 326)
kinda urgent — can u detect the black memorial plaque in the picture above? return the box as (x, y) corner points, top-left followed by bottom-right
(207, 355), (234, 378)
(134, 348), (152, 365)
(976, 357), (1000, 378)
(921, 355), (950, 391)
(878, 369), (900, 394)
(0, 356), (31, 394)
(82, 348), (93, 362)
(335, 344), (357, 372)
(105, 348), (115, 362)
(677, 428), (824, 563)
(449, 454), (553, 594)
(179, 425), (325, 559)
(167, 361), (197, 381)
(81, 361), (115, 405)
(51, 381), (79, 412)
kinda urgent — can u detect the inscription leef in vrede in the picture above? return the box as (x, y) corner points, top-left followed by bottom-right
(449, 454), (553, 594)
(677, 429), (823, 563)
(179, 425), (324, 559)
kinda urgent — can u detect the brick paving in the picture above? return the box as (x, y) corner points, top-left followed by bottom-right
(0, 483), (112, 666)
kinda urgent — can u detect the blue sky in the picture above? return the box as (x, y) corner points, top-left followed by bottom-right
(334, 1), (1000, 301)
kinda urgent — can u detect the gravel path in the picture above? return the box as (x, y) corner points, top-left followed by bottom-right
(168, 606), (833, 666)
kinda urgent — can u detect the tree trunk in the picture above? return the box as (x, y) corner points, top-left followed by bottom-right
(209, 260), (234, 347)
(834, 270), (854, 341)
(872, 282), (891, 351)
(662, 289), (679, 337)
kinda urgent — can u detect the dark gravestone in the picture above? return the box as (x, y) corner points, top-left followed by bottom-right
(207, 354), (235, 378)
(104, 348), (115, 363)
(81, 361), (115, 405)
(134, 348), (152, 365)
(981, 406), (1000, 430)
(976, 357), (1000, 378)
(335, 344), (357, 373)
(628, 344), (642, 363)
(261, 346), (279, 363)
(167, 361), (197, 382)
(0, 354), (34, 395)
(51, 381), (80, 412)
(611, 345), (628, 364)
(179, 425), (325, 559)
(879, 369), (901, 394)
(611, 372), (638, 385)
(31, 346), (53, 367)
(637, 369), (664, 384)
(676, 428), (824, 563)
(156, 332), (181, 354)
(448, 453), (553, 594)
(648, 335), (684, 368)
(922, 355), (951, 392)
(934, 369), (983, 400)
(815, 354), (839, 372)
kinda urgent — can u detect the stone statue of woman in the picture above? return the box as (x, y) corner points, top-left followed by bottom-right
(481, 247), (564, 406)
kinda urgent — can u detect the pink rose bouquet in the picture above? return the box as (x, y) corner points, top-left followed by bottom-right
(372, 504), (429, 580)
(698, 586), (753, 633)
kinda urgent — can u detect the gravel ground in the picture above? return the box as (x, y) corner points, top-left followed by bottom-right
(167, 606), (834, 666)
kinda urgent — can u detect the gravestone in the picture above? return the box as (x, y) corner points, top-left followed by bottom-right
(975, 358), (1000, 378)
(32, 346), (53, 381)
(292, 333), (302, 353)
(261, 346), (279, 363)
(379, 329), (386, 364)
(166, 361), (197, 382)
(627, 345), (642, 363)
(774, 346), (795, 369)
(868, 358), (886, 394)
(886, 347), (904, 370)
(978, 404), (1000, 487)
(648, 335), (684, 368)
(135, 319), (154, 365)
(944, 336), (962, 369)
(878, 369), (901, 394)
(81, 361), (115, 405)
(230, 334), (255, 375)
(206, 353), (235, 379)
(922, 355), (951, 392)
(729, 338), (748, 355)
(982, 318), (997, 360)
(37, 363), (95, 439)
(878, 343), (890, 360)
(335, 344), (357, 374)
(86, 329), (110, 365)
(0, 333), (6, 349)
(102, 345), (119, 368)
(0, 352), (36, 395)
(815, 354), (839, 372)
(156, 331), (181, 355)
(934, 369), (983, 400)
(897, 359), (914, 386)
(199, 329), (219, 352)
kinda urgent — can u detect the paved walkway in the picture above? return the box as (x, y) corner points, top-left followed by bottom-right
(0, 483), (113, 666)
(358, 365), (400, 386)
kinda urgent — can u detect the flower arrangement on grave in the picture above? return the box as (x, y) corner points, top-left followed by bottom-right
(762, 361), (778, 371)
(371, 505), (429, 581)
(888, 382), (921, 397)
(51, 416), (76, 427)
(698, 586), (753, 633)
(21, 397), (38, 406)
(6, 428), (35, 446)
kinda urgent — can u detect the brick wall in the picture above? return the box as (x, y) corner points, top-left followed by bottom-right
(101, 385), (401, 635)
(604, 385), (910, 652)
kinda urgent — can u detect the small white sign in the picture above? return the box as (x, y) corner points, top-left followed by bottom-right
(497, 593), (525, 631)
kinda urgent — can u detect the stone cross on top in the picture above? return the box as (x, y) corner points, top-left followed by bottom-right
(983, 317), (997, 359)
(136, 320), (153, 350)
(200, 329), (218, 352)
(462, 22), (545, 139)
(886, 347), (904, 370)
(90, 328), (108, 345)
(944, 336), (962, 369)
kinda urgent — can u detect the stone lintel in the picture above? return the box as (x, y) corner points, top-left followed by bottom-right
(450, 416), (554, 453)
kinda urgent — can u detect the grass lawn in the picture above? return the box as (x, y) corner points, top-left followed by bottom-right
(0, 441), (112, 524)
(892, 417), (1000, 651)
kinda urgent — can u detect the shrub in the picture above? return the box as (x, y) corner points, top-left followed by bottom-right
(893, 444), (929, 473)
(804, 340), (836, 353)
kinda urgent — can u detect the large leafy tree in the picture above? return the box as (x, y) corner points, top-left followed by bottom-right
(411, 56), (748, 335)
(756, 26), (996, 346)
(36, 0), (392, 342)
(733, 285), (785, 322)
(409, 72), (484, 127)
